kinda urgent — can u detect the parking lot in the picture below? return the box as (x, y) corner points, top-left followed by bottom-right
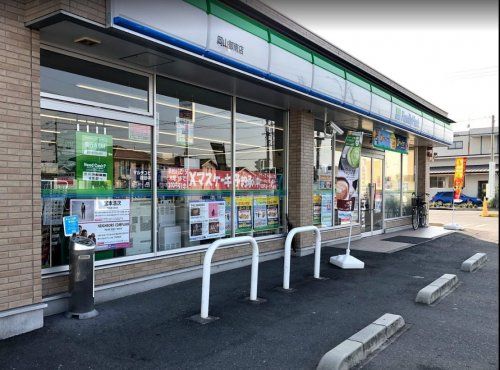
(429, 209), (498, 242)
(0, 228), (497, 369)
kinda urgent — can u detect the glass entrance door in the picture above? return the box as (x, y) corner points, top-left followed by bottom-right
(360, 156), (384, 236)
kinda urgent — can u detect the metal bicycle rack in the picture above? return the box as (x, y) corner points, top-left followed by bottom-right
(282, 225), (323, 291)
(189, 236), (262, 324)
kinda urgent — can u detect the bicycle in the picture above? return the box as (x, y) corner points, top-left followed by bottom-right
(411, 192), (429, 230)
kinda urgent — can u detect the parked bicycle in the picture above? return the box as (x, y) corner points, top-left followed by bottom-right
(411, 192), (429, 230)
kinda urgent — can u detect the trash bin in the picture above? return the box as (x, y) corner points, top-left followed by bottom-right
(66, 236), (98, 319)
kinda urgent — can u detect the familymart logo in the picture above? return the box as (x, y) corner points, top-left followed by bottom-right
(395, 107), (420, 128)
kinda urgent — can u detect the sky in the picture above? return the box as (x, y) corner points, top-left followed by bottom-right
(261, 0), (499, 131)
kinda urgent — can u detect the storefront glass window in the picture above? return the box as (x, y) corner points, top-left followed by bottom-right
(235, 99), (286, 236)
(384, 151), (402, 218)
(313, 121), (333, 227)
(156, 77), (232, 250)
(41, 50), (149, 112)
(41, 109), (153, 268)
(402, 149), (416, 216)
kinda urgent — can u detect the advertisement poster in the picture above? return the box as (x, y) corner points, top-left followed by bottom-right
(336, 132), (363, 216)
(313, 194), (322, 225)
(266, 196), (280, 228)
(338, 210), (352, 224)
(70, 199), (130, 251)
(129, 123), (150, 143)
(453, 157), (467, 200)
(76, 132), (113, 188)
(176, 101), (194, 145)
(319, 172), (333, 189)
(372, 126), (408, 154)
(189, 200), (226, 241)
(236, 196), (252, 233)
(321, 193), (333, 227)
(163, 168), (277, 191)
(253, 196), (268, 229)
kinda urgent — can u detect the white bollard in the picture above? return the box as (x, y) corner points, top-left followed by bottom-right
(200, 236), (260, 320)
(283, 226), (322, 290)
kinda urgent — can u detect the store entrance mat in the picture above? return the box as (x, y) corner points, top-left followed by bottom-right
(382, 236), (433, 244)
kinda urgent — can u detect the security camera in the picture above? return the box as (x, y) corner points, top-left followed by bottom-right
(325, 121), (344, 136)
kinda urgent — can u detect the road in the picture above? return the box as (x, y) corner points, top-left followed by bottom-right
(429, 209), (498, 242)
(0, 229), (498, 369)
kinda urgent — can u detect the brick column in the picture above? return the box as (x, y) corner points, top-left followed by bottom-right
(0, 1), (43, 340)
(287, 109), (314, 250)
(416, 146), (430, 201)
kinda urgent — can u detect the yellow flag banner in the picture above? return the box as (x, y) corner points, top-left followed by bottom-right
(453, 157), (467, 200)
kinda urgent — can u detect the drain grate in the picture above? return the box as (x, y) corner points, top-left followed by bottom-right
(382, 236), (433, 244)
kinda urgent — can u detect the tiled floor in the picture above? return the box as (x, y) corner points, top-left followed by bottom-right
(340, 226), (453, 253)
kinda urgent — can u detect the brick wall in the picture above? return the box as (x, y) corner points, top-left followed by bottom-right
(25, 0), (106, 25)
(417, 146), (430, 200)
(287, 109), (315, 248)
(0, 0), (42, 312)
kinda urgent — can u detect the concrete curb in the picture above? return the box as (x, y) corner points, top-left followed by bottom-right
(415, 274), (458, 305)
(317, 313), (405, 370)
(461, 253), (488, 272)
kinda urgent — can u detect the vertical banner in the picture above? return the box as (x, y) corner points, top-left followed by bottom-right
(453, 157), (467, 200)
(76, 132), (113, 189)
(336, 132), (363, 219)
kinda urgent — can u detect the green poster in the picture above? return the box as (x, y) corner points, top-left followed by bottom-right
(76, 132), (113, 189)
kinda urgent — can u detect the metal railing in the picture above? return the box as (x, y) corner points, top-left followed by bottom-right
(200, 236), (260, 319)
(283, 226), (322, 290)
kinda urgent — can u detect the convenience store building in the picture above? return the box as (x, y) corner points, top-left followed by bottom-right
(0, 0), (454, 338)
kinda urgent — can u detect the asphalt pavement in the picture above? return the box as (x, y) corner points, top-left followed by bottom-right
(0, 230), (498, 369)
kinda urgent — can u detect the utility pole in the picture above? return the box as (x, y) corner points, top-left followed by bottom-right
(487, 115), (496, 200)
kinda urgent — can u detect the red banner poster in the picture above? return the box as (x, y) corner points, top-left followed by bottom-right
(161, 168), (278, 191)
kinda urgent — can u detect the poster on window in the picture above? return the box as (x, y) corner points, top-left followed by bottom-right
(163, 168), (277, 191)
(189, 200), (226, 241)
(75, 132), (113, 189)
(319, 172), (333, 189)
(253, 196), (268, 230)
(236, 196), (253, 233)
(321, 193), (333, 227)
(313, 194), (322, 225)
(266, 196), (280, 228)
(336, 132), (363, 218)
(70, 199), (130, 251)
(176, 101), (194, 145)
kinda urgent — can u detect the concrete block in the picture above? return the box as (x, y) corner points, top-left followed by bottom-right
(373, 313), (405, 338)
(349, 323), (387, 354)
(415, 274), (458, 305)
(317, 313), (405, 370)
(461, 253), (487, 272)
(317, 339), (364, 370)
(0, 303), (46, 340)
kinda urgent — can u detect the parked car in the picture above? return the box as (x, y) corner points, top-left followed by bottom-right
(431, 192), (482, 206)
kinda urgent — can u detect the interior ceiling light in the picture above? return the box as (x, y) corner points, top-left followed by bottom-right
(74, 36), (101, 46)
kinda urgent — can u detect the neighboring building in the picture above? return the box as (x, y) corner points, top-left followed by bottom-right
(0, 0), (454, 339)
(430, 126), (499, 200)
